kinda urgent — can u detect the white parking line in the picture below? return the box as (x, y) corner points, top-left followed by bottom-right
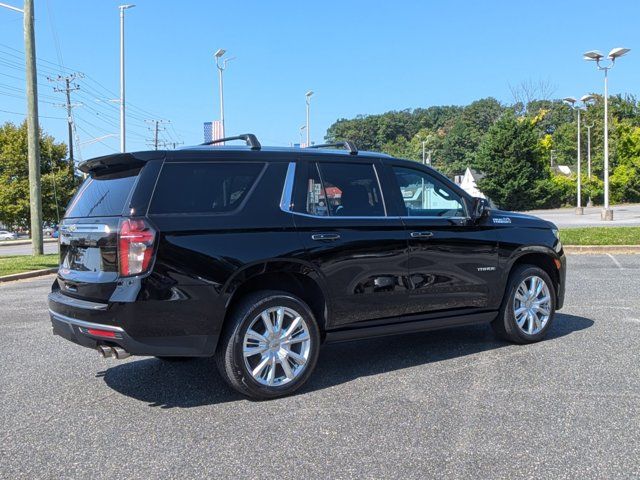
(606, 253), (624, 270)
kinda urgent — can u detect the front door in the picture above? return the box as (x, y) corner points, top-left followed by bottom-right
(386, 163), (500, 316)
(290, 157), (409, 327)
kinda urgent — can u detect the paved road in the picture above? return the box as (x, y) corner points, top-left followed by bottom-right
(1, 255), (639, 479)
(526, 203), (640, 228)
(0, 241), (58, 256)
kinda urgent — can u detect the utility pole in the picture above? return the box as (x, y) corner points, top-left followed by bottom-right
(48, 73), (82, 163)
(25, 0), (43, 255)
(145, 119), (169, 150)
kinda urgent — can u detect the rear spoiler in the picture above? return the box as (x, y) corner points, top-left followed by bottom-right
(78, 151), (165, 174)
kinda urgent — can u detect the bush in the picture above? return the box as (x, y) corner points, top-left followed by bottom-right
(610, 164), (640, 203)
(534, 175), (576, 209)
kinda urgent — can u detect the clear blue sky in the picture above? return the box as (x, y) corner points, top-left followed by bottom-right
(1, 0), (639, 160)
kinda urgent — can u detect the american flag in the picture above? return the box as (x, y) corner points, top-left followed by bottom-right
(203, 122), (213, 143)
(204, 121), (224, 144)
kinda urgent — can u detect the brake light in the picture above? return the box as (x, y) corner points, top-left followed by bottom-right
(118, 218), (156, 276)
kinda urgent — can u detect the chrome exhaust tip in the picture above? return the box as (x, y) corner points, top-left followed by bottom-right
(111, 346), (131, 360)
(97, 345), (113, 358)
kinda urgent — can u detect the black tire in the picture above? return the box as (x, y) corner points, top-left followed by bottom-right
(215, 290), (321, 400)
(491, 264), (556, 344)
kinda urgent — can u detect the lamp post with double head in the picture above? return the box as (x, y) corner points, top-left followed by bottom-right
(583, 47), (630, 221)
(563, 94), (594, 214)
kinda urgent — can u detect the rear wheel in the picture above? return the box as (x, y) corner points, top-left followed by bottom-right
(491, 264), (556, 344)
(216, 291), (320, 400)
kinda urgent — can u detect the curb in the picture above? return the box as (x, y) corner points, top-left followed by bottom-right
(0, 268), (57, 283)
(564, 245), (640, 254)
(0, 238), (58, 247)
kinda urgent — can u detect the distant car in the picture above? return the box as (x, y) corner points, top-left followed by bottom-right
(43, 226), (56, 237)
(0, 230), (18, 241)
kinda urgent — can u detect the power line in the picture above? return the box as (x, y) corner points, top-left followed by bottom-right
(0, 108), (65, 120)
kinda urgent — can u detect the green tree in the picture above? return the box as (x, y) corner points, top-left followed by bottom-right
(475, 113), (546, 210)
(0, 121), (76, 229)
(439, 98), (504, 175)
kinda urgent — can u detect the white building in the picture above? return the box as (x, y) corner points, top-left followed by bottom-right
(456, 167), (486, 199)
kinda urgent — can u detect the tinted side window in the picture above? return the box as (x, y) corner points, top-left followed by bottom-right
(149, 162), (264, 214)
(65, 168), (139, 218)
(301, 163), (329, 216)
(393, 167), (466, 217)
(315, 162), (385, 217)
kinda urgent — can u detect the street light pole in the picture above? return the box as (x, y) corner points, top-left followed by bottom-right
(305, 91), (313, 147)
(119, 4), (135, 153)
(586, 124), (593, 180)
(563, 95), (593, 215)
(299, 125), (306, 146)
(214, 49), (234, 141)
(584, 47), (630, 221)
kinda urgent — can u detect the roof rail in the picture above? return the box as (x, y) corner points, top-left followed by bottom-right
(307, 140), (358, 155)
(201, 133), (261, 150)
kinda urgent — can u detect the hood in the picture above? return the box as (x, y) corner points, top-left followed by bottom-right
(487, 209), (556, 230)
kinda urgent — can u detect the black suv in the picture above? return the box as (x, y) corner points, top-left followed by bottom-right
(49, 134), (566, 400)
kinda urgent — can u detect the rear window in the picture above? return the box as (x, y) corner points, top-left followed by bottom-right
(149, 162), (264, 215)
(65, 169), (139, 218)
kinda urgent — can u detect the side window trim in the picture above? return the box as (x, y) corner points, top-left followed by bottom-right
(392, 165), (469, 220)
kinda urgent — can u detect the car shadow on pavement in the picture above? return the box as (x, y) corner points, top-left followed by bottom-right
(100, 313), (593, 408)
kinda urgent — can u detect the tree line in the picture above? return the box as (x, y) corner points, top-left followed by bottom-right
(0, 121), (76, 230)
(325, 95), (640, 210)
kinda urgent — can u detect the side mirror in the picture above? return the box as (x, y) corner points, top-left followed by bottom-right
(471, 197), (488, 220)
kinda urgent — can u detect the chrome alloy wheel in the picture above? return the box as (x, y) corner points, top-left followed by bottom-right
(513, 275), (552, 335)
(242, 306), (311, 387)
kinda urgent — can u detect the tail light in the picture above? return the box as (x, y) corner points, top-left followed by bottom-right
(118, 218), (156, 276)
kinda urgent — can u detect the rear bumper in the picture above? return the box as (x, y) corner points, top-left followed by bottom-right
(48, 291), (218, 357)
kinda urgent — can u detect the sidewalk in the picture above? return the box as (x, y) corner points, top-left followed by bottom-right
(525, 203), (640, 228)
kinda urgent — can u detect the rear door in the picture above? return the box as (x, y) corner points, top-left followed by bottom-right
(385, 162), (500, 315)
(291, 157), (409, 327)
(57, 159), (161, 302)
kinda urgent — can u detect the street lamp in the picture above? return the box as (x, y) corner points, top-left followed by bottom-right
(119, 4), (135, 153)
(563, 94), (594, 215)
(299, 125), (306, 146)
(214, 49), (234, 140)
(305, 90), (313, 147)
(584, 47), (631, 221)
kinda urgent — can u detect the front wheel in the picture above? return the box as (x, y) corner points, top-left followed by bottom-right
(491, 265), (556, 344)
(216, 291), (321, 400)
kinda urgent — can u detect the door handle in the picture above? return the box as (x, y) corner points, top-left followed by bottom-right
(311, 233), (341, 241)
(410, 231), (433, 239)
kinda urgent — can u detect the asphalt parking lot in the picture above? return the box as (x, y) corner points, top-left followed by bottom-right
(1, 255), (639, 479)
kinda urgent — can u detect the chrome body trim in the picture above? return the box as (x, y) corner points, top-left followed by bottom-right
(60, 224), (111, 234)
(279, 162), (296, 211)
(49, 309), (124, 333)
